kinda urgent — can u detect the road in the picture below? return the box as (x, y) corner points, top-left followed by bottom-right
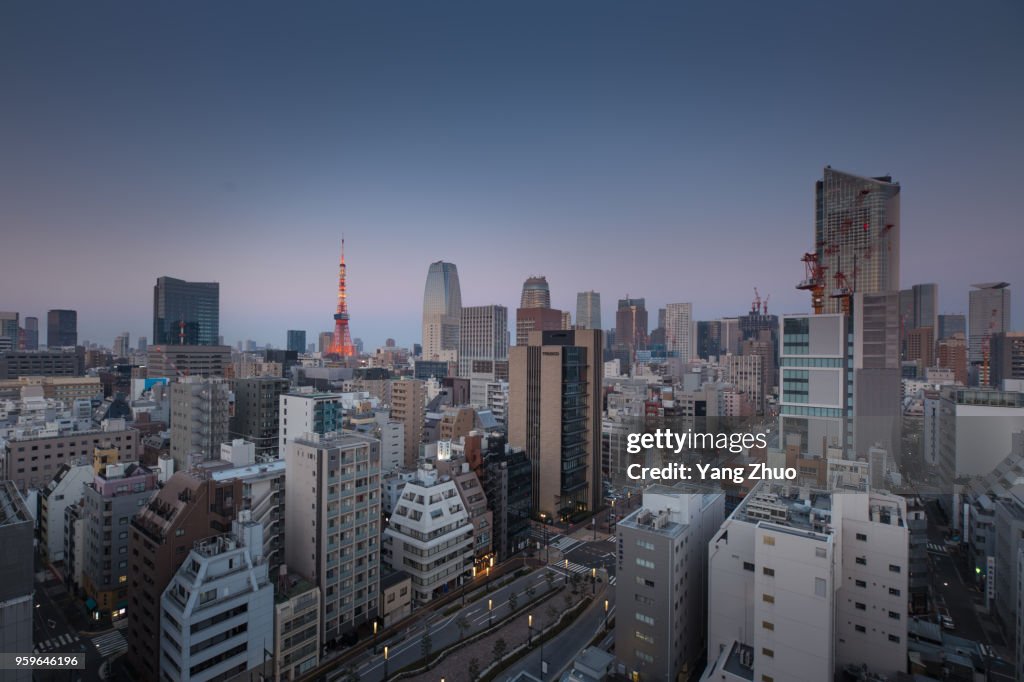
(31, 563), (106, 682)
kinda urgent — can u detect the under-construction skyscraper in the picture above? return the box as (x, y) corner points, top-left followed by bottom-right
(329, 240), (355, 357)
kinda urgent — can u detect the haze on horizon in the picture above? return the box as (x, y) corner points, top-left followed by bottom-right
(2, 1), (1022, 348)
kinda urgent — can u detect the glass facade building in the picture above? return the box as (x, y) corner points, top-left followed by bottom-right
(152, 276), (220, 346)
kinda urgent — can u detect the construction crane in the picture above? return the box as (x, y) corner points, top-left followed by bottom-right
(751, 288), (762, 315)
(797, 252), (828, 315)
(763, 294), (770, 315)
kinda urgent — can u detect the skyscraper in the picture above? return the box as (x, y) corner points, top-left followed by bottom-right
(47, 308), (78, 347)
(815, 167), (900, 314)
(509, 328), (603, 519)
(22, 316), (38, 350)
(937, 314), (966, 341)
(520, 275), (551, 309)
(0, 311), (18, 350)
(153, 277), (219, 346)
(614, 297), (648, 367)
(458, 304), (509, 406)
(422, 261), (462, 359)
(287, 329), (306, 353)
(664, 302), (694, 360)
(576, 291), (601, 330)
(969, 282), (1011, 364)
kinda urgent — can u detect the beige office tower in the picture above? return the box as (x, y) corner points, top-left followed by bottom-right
(390, 378), (425, 467)
(509, 328), (603, 520)
(815, 167), (900, 314)
(422, 261), (462, 360)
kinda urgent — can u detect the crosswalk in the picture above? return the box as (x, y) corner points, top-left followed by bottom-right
(92, 630), (129, 658)
(926, 543), (947, 554)
(551, 536), (583, 553)
(34, 632), (80, 653)
(551, 560), (592, 577)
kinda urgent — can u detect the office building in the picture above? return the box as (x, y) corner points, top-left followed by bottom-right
(905, 326), (935, 368)
(924, 386), (1024, 479)
(137, 336), (147, 353)
(696, 320), (722, 360)
(47, 309), (78, 348)
(278, 391), (342, 454)
(382, 463), (473, 605)
(0, 375), (100, 404)
(127, 471), (243, 680)
(230, 376), (289, 460)
(937, 313), (966, 341)
(20, 316), (39, 351)
(170, 376), (233, 471)
(284, 431), (381, 643)
(937, 334), (969, 385)
(814, 168), (900, 314)
(617, 485), (724, 681)
(990, 331), (1024, 387)
(413, 360), (449, 381)
(520, 275), (551, 309)
(287, 329), (306, 353)
(422, 261), (462, 360)
(153, 276), (220, 346)
(664, 302), (694, 360)
(458, 304), (509, 406)
(146, 344), (231, 379)
(509, 328), (603, 519)
(969, 282), (1011, 365)
(160, 517), (273, 682)
(0, 312), (19, 350)
(615, 298), (648, 357)
(723, 353), (763, 414)
(576, 291), (601, 331)
(81, 460), (159, 622)
(390, 379), (425, 467)
(514, 306), (564, 347)
(0, 347), (85, 379)
(483, 443), (532, 561)
(0, 480), (33, 680)
(318, 332), (333, 355)
(39, 459), (93, 563)
(705, 484), (909, 682)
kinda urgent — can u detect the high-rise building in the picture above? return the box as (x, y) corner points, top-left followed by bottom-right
(113, 332), (130, 358)
(520, 276), (551, 309)
(47, 309), (78, 347)
(706, 484), (909, 682)
(509, 328), (603, 519)
(815, 168), (900, 314)
(576, 291), (601, 331)
(81, 460), (159, 623)
(153, 277), (219, 346)
(146, 344), (232, 378)
(422, 261), (462, 360)
(287, 329), (307, 353)
(382, 463), (473, 605)
(318, 332), (333, 354)
(616, 485), (724, 681)
(482, 440), (532, 561)
(615, 298), (648, 357)
(664, 302), (694, 360)
(514, 306), (563, 347)
(969, 282), (1011, 364)
(924, 386), (1024, 479)
(937, 334), (969, 385)
(137, 335), (147, 353)
(284, 431), (381, 643)
(170, 376), (233, 471)
(0, 311), (19, 350)
(0, 480), (33, 680)
(458, 305), (509, 406)
(231, 376), (289, 460)
(160, 518), (273, 682)
(21, 316), (39, 351)
(390, 379), (425, 467)
(906, 326), (935, 369)
(696, 320), (722, 359)
(127, 471), (243, 680)
(991, 332), (1024, 386)
(278, 391), (343, 453)
(937, 314), (966, 341)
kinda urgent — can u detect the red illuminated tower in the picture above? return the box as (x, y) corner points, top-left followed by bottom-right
(329, 239), (356, 357)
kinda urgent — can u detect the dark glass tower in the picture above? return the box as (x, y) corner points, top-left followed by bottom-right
(46, 309), (78, 347)
(153, 276), (220, 346)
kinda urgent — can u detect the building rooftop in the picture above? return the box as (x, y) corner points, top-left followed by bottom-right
(275, 573), (316, 604)
(734, 482), (833, 534)
(0, 480), (32, 527)
(381, 570), (411, 590)
(722, 641), (754, 681)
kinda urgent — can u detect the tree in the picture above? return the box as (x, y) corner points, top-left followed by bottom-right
(421, 629), (433, 661)
(508, 591), (518, 613)
(492, 637), (507, 664)
(468, 657), (480, 681)
(456, 615), (470, 640)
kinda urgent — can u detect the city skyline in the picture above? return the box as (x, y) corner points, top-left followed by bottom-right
(3, 2), (1023, 347)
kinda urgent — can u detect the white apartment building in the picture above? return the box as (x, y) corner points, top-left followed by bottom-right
(382, 463), (473, 605)
(615, 485), (725, 681)
(38, 459), (92, 562)
(664, 303), (694, 361)
(284, 430), (381, 644)
(159, 518), (273, 682)
(924, 386), (1024, 479)
(278, 391), (343, 453)
(704, 483), (909, 682)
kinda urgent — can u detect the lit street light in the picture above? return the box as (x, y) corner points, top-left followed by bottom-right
(383, 645), (389, 681)
(488, 598), (493, 627)
(528, 613), (533, 645)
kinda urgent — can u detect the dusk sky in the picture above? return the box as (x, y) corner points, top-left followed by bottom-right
(3, 1), (1022, 348)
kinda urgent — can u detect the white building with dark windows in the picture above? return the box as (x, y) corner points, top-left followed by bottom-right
(159, 517), (273, 682)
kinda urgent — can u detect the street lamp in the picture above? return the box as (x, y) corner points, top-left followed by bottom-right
(488, 598), (493, 627)
(383, 645), (389, 681)
(486, 565), (491, 592)
(591, 567), (597, 595)
(604, 599), (609, 631)
(528, 613), (533, 646)
(564, 559), (569, 585)
(373, 619), (379, 654)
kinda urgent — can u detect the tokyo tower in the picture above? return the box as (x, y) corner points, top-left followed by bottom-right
(329, 239), (356, 357)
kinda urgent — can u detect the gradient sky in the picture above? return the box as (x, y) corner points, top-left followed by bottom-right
(3, 1), (1022, 349)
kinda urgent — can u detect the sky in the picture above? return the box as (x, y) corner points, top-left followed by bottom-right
(2, 1), (1022, 349)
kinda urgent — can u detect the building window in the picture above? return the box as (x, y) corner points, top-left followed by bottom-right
(763, 567), (775, 577)
(888, 611), (900, 620)
(815, 578), (827, 597)
(635, 650), (654, 663)
(888, 564), (901, 573)
(855, 579), (866, 588)
(888, 634), (900, 643)
(815, 547), (827, 558)
(762, 594), (775, 604)
(856, 533), (867, 541)
(762, 676), (774, 682)
(762, 648), (774, 658)
(856, 557), (866, 565)
(743, 561), (755, 572)
(635, 612), (654, 626)
(634, 631), (654, 643)
(636, 539), (655, 551)
(762, 621), (774, 631)
(855, 625), (866, 633)
(855, 602), (866, 610)
(635, 558), (655, 569)
(889, 588), (901, 596)
(763, 536), (775, 546)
